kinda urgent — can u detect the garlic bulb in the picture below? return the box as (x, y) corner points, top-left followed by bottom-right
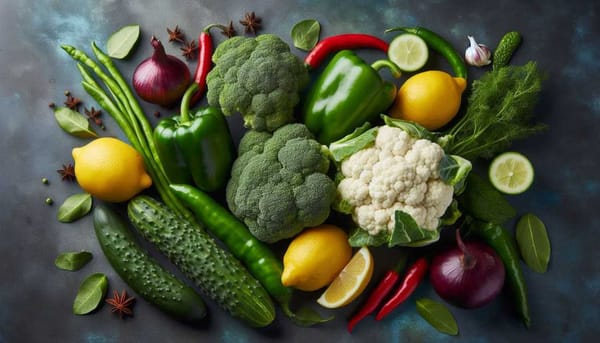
(465, 36), (492, 67)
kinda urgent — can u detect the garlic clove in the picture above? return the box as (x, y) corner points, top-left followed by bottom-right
(465, 36), (492, 67)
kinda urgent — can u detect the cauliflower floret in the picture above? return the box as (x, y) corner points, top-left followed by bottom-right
(337, 125), (454, 235)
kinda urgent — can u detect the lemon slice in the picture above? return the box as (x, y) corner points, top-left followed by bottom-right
(388, 33), (429, 72)
(488, 152), (535, 194)
(317, 247), (374, 309)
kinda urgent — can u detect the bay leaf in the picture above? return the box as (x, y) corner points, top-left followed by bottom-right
(291, 19), (320, 51)
(73, 273), (108, 315)
(516, 213), (551, 273)
(107, 24), (141, 59)
(416, 298), (459, 336)
(57, 193), (93, 223)
(55, 251), (93, 271)
(53, 106), (98, 138)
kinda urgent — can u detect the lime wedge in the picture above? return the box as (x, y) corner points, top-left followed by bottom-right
(388, 33), (429, 72)
(488, 152), (535, 194)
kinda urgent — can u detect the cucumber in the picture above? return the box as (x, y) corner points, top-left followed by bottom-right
(127, 195), (276, 327)
(93, 204), (206, 322)
(493, 31), (522, 70)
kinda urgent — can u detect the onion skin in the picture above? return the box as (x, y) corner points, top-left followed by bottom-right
(133, 36), (191, 107)
(430, 231), (505, 308)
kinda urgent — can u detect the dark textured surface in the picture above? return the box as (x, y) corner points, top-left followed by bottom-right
(1, 0), (599, 342)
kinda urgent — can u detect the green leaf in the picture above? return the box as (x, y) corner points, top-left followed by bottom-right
(55, 251), (93, 271)
(516, 213), (551, 273)
(284, 305), (334, 327)
(383, 115), (437, 141)
(53, 107), (98, 138)
(457, 173), (516, 224)
(416, 298), (459, 336)
(348, 227), (389, 247)
(389, 211), (440, 247)
(106, 24), (141, 59)
(73, 273), (108, 315)
(438, 155), (472, 190)
(329, 124), (377, 162)
(440, 200), (462, 226)
(291, 19), (320, 51)
(57, 193), (93, 223)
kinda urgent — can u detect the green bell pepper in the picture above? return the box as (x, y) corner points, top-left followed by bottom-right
(154, 84), (235, 192)
(302, 50), (401, 145)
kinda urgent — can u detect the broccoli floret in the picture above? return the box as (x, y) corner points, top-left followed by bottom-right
(206, 34), (309, 132)
(226, 123), (336, 243)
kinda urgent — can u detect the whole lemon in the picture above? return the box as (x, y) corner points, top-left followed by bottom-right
(281, 224), (352, 291)
(72, 137), (152, 202)
(389, 70), (466, 130)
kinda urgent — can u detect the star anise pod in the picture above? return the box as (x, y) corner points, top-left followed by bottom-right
(84, 106), (103, 128)
(57, 163), (76, 182)
(64, 94), (82, 110)
(220, 21), (237, 38)
(239, 12), (262, 35)
(167, 25), (185, 43)
(180, 40), (197, 60)
(106, 290), (135, 318)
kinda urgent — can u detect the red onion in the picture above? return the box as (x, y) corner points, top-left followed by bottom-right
(430, 230), (505, 308)
(132, 36), (191, 107)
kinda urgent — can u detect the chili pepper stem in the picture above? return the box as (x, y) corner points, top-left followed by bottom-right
(203, 23), (227, 33)
(370, 59), (402, 78)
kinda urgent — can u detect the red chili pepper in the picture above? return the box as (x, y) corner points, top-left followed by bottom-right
(375, 257), (429, 321)
(189, 25), (218, 106)
(347, 253), (408, 333)
(304, 33), (389, 70)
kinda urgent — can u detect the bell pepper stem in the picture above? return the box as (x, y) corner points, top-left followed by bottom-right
(179, 83), (200, 123)
(371, 59), (402, 78)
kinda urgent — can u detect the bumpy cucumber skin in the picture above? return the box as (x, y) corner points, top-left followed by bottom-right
(127, 195), (276, 327)
(93, 205), (207, 322)
(493, 31), (522, 70)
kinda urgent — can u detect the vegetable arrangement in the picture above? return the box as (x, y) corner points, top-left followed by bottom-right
(48, 11), (552, 338)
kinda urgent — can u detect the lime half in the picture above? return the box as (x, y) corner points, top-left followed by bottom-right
(489, 152), (535, 194)
(388, 33), (429, 72)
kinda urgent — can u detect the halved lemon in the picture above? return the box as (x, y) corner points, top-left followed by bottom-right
(317, 246), (374, 309)
(488, 152), (535, 194)
(388, 33), (429, 72)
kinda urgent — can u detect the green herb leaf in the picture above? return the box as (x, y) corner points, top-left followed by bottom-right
(55, 251), (93, 271)
(389, 211), (440, 247)
(441, 62), (546, 160)
(53, 106), (98, 138)
(106, 24), (141, 59)
(291, 19), (320, 51)
(285, 306), (334, 327)
(73, 273), (108, 315)
(329, 124), (377, 162)
(516, 213), (551, 273)
(416, 298), (459, 336)
(457, 173), (516, 224)
(57, 193), (93, 223)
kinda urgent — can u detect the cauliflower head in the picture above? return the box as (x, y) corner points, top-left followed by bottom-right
(337, 125), (454, 235)
(226, 123), (336, 243)
(206, 34), (309, 132)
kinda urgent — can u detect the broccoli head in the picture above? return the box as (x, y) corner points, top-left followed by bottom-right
(226, 123), (336, 243)
(206, 34), (309, 132)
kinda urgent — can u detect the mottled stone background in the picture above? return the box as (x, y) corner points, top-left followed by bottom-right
(0, 0), (598, 342)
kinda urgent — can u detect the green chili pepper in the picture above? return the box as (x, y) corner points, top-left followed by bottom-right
(154, 84), (235, 192)
(302, 50), (401, 145)
(386, 26), (467, 79)
(468, 219), (531, 328)
(170, 183), (330, 326)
